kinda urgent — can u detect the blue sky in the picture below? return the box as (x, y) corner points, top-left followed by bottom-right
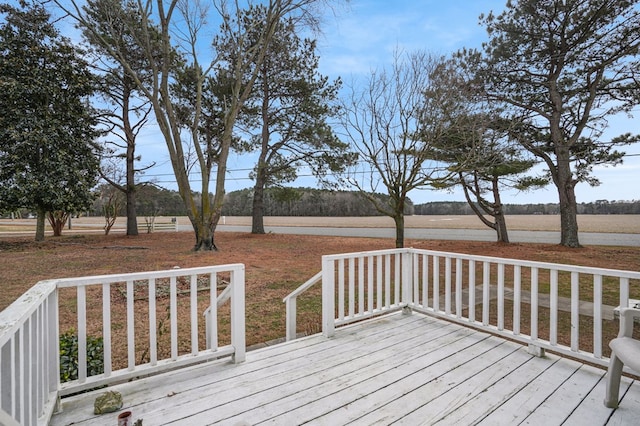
(48, 0), (640, 205)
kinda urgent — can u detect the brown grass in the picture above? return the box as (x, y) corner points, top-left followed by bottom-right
(1, 231), (640, 369)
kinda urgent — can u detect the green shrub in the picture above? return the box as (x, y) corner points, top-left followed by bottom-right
(59, 330), (104, 382)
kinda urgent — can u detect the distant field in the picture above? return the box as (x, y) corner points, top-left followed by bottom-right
(1, 214), (639, 234)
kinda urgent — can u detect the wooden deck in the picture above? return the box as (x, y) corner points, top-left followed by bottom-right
(51, 312), (640, 425)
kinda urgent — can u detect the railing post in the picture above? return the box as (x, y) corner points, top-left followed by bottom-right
(402, 249), (413, 314)
(230, 266), (246, 363)
(285, 297), (297, 341)
(322, 257), (335, 338)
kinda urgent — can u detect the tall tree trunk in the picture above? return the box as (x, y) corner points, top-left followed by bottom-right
(394, 212), (405, 248)
(252, 72), (270, 235)
(556, 148), (581, 247)
(492, 179), (509, 243)
(35, 206), (46, 242)
(558, 183), (580, 247)
(125, 187), (138, 235)
(252, 178), (266, 234)
(125, 140), (138, 235)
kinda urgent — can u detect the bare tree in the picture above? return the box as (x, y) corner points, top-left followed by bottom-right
(342, 51), (451, 248)
(55, 0), (333, 250)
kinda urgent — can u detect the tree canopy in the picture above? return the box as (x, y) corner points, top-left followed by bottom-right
(233, 9), (352, 234)
(57, 0), (338, 251)
(468, 0), (640, 247)
(0, 1), (100, 241)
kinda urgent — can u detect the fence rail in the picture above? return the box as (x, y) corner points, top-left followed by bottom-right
(285, 248), (640, 369)
(0, 265), (245, 426)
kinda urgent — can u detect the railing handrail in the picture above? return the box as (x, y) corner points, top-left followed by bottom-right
(55, 264), (245, 288)
(317, 247), (639, 369)
(283, 271), (323, 303)
(410, 247), (640, 279)
(283, 271), (323, 341)
(0, 279), (57, 347)
(326, 247), (640, 279)
(0, 264), (246, 425)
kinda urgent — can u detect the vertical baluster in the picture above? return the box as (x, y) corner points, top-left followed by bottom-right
(338, 259), (345, 321)
(394, 253), (400, 306)
(384, 254), (391, 309)
(41, 299), (48, 409)
(127, 280), (136, 369)
(348, 258), (355, 318)
(497, 263), (504, 330)
(367, 256), (374, 313)
(49, 291), (59, 396)
(10, 334), (15, 417)
(27, 316), (33, 424)
(531, 267), (539, 341)
(102, 283), (112, 376)
(190, 275), (198, 355)
(413, 253), (419, 306)
(422, 254), (429, 309)
(209, 273), (218, 351)
(433, 256), (440, 312)
(571, 272), (579, 352)
(468, 260), (475, 322)
(170, 276), (178, 361)
(513, 265), (521, 335)
(620, 277), (630, 308)
(358, 257), (365, 315)
(593, 275), (603, 358)
(445, 257), (452, 315)
(149, 278), (158, 364)
(456, 258), (463, 318)
(77, 285), (87, 382)
(550, 270), (558, 346)
(482, 262), (490, 326)
(18, 326), (24, 424)
(377, 255), (383, 310)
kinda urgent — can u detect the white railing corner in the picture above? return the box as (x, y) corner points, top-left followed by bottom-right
(283, 271), (322, 341)
(322, 257), (336, 338)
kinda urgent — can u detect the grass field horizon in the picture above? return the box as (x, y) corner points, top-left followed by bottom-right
(2, 214), (639, 235)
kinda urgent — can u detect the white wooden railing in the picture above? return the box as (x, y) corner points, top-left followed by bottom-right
(283, 272), (322, 341)
(0, 265), (245, 426)
(286, 248), (640, 368)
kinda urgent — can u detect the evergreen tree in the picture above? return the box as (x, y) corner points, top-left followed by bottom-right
(468, 0), (640, 247)
(230, 10), (352, 234)
(0, 1), (100, 241)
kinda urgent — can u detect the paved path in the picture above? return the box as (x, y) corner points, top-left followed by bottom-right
(214, 224), (640, 247)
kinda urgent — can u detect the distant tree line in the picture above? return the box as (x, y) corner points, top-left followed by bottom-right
(221, 188), (414, 217)
(5, 185), (639, 220)
(414, 200), (640, 216)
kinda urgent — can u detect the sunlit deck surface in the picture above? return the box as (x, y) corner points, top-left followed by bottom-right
(51, 312), (640, 425)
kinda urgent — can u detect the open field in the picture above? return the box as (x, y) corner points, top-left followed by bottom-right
(1, 214), (639, 234)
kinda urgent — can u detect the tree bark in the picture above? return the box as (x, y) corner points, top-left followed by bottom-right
(492, 179), (509, 243)
(555, 147), (581, 247)
(394, 212), (405, 248)
(35, 206), (46, 242)
(125, 179), (138, 236)
(192, 216), (217, 251)
(251, 179), (266, 234)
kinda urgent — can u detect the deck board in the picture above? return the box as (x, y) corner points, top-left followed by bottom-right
(51, 312), (639, 426)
